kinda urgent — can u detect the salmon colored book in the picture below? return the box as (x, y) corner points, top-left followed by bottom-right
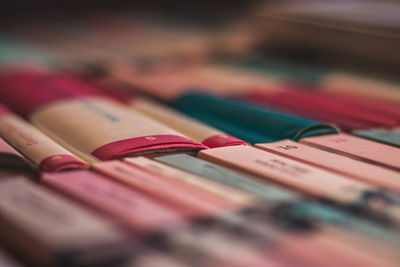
(0, 69), (207, 163)
(300, 133), (400, 171)
(256, 140), (400, 192)
(0, 103), (88, 172)
(198, 145), (400, 224)
(0, 177), (131, 267)
(124, 156), (255, 206)
(92, 160), (240, 217)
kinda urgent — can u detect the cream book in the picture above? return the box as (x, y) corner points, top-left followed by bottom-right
(0, 69), (207, 163)
(86, 80), (247, 148)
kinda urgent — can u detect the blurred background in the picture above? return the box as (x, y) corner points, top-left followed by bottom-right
(1, 0), (400, 78)
(1, 0), (400, 129)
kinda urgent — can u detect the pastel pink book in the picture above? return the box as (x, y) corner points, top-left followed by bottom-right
(41, 170), (184, 232)
(92, 160), (236, 217)
(198, 145), (372, 204)
(300, 133), (400, 171)
(256, 140), (400, 192)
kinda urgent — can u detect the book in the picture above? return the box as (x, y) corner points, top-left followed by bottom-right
(300, 133), (400, 171)
(172, 93), (338, 144)
(256, 139), (400, 192)
(0, 69), (207, 163)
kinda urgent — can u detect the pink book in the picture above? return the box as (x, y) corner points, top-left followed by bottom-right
(92, 160), (239, 217)
(256, 140), (400, 192)
(42, 170), (184, 233)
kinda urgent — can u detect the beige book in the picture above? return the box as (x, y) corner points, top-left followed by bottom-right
(30, 97), (207, 163)
(0, 70), (207, 164)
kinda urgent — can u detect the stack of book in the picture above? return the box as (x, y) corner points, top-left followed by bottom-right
(0, 1), (399, 266)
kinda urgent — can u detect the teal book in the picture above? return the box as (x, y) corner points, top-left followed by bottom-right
(172, 93), (338, 144)
(353, 129), (400, 148)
